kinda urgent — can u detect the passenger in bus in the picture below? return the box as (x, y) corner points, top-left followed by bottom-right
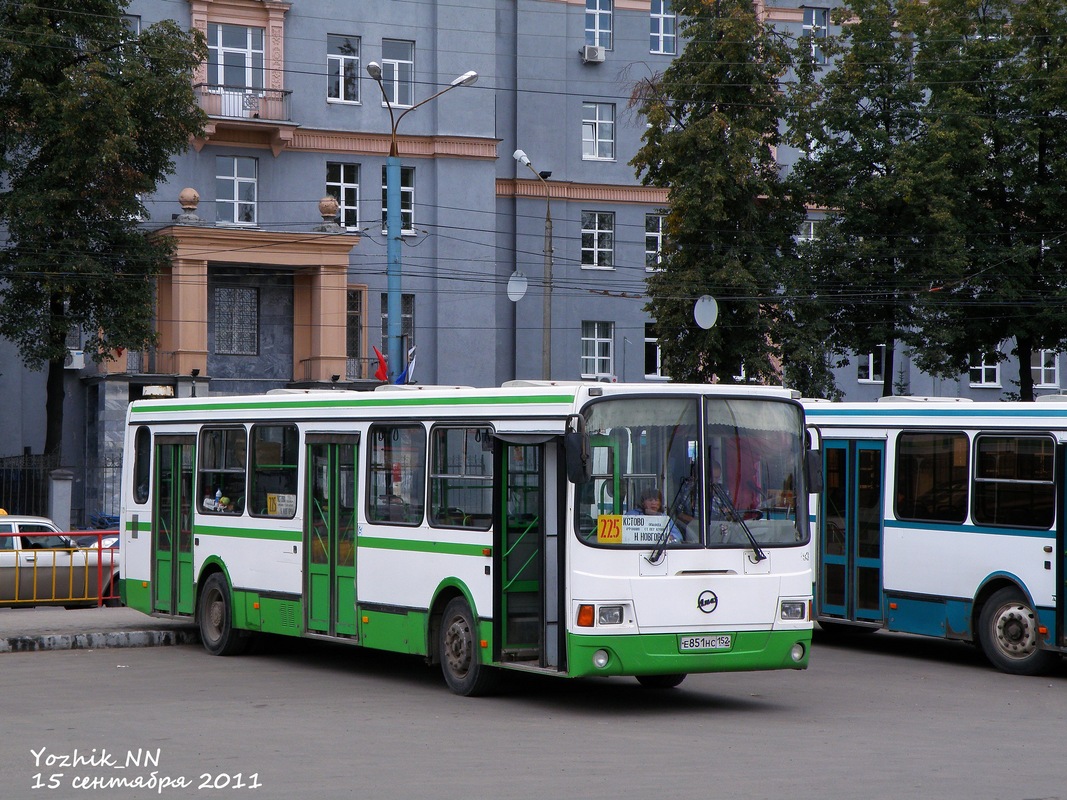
(627, 489), (683, 542)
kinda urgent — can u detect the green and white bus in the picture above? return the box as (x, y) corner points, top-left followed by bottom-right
(119, 382), (815, 694)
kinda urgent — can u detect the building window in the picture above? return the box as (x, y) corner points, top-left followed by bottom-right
(215, 286), (259, 355)
(585, 0), (613, 50)
(207, 23), (264, 90)
(380, 292), (415, 350)
(645, 323), (664, 379)
(347, 288), (364, 380)
(327, 34), (360, 103)
(803, 8), (829, 65)
(1032, 350), (1059, 388)
(327, 162), (359, 229)
(216, 156), (257, 225)
(645, 214), (665, 271)
(581, 211), (614, 269)
(381, 165), (414, 234)
(650, 0), (676, 55)
(857, 346), (885, 383)
(381, 39), (414, 107)
(797, 219), (818, 243)
(969, 353), (1000, 387)
(581, 321), (615, 379)
(582, 102), (615, 160)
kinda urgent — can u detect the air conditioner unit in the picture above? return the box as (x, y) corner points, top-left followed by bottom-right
(64, 349), (85, 370)
(581, 44), (605, 63)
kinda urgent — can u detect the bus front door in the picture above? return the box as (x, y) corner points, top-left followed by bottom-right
(152, 437), (196, 616)
(305, 435), (359, 638)
(819, 440), (885, 625)
(494, 440), (563, 671)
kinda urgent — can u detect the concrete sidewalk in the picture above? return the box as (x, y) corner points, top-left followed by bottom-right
(0, 605), (198, 653)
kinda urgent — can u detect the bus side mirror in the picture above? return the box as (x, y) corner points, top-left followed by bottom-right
(805, 450), (823, 494)
(564, 416), (592, 484)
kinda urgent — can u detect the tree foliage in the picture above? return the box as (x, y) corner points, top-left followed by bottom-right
(787, 0), (1067, 400)
(0, 0), (205, 452)
(905, 0), (1067, 400)
(630, 0), (805, 385)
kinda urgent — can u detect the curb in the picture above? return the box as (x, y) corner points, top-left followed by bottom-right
(0, 628), (200, 653)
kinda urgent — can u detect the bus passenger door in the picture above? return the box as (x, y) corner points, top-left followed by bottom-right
(305, 434), (359, 638)
(153, 437), (196, 616)
(819, 440), (885, 625)
(494, 439), (564, 671)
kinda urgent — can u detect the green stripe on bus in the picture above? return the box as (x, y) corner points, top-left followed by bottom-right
(195, 524), (301, 542)
(357, 537), (488, 557)
(130, 393), (576, 414)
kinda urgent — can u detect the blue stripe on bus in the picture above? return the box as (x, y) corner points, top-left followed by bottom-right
(884, 519), (1054, 539)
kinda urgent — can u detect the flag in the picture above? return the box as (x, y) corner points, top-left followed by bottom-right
(395, 345), (417, 385)
(372, 346), (388, 382)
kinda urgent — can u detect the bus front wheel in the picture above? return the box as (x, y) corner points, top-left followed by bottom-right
(198, 573), (248, 656)
(439, 597), (497, 696)
(977, 587), (1055, 676)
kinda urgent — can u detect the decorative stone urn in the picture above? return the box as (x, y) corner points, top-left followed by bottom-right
(314, 195), (343, 232)
(176, 187), (204, 225)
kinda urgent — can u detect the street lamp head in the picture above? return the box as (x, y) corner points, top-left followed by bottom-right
(366, 61), (383, 81)
(513, 149), (531, 167)
(451, 70), (478, 87)
(539, 170), (552, 180)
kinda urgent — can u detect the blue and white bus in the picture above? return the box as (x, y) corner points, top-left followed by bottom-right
(804, 397), (1067, 674)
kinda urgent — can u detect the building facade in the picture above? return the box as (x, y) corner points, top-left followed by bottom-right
(0, 0), (1048, 521)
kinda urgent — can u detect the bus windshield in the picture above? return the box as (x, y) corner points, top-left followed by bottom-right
(576, 396), (807, 549)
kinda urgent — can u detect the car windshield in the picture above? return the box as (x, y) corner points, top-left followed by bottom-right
(575, 395), (807, 549)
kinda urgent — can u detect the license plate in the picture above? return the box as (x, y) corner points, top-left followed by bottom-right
(679, 634), (732, 652)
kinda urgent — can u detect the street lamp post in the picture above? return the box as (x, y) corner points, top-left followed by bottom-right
(366, 62), (477, 383)
(512, 149), (553, 380)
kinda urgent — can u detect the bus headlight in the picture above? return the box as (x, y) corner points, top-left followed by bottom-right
(593, 649), (611, 669)
(780, 601), (806, 621)
(598, 605), (624, 625)
(790, 643), (806, 662)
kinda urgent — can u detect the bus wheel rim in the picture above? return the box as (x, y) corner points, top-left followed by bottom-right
(993, 602), (1038, 659)
(444, 614), (472, 678)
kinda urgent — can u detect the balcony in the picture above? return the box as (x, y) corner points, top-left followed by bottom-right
(193, 84), (298, 156)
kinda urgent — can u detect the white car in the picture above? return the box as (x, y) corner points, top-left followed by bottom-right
(0, 515), (121, 608)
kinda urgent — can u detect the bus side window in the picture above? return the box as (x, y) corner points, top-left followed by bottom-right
(367, 423), (426, 525)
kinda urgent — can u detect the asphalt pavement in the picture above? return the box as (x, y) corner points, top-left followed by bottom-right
(0, 605), (198, 653)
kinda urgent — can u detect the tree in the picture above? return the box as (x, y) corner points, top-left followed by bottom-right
(787, 0), (963, 398)
(630, 0), (805, 384)
(906, 0), (1067, 400)
(0, 1), (205, 455)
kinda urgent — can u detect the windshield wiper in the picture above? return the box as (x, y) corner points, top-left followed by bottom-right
(711, 482), (766, 563)
(647, 477), (692, 564)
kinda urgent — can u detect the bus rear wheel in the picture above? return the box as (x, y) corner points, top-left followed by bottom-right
(977, 587), (1055, 676)
(439, 597), (497, 696)
(636, 673), (687, 689)
(198, 573), (248, 656)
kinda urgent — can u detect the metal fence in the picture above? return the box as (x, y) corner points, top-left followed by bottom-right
(0, 453), (58, 517)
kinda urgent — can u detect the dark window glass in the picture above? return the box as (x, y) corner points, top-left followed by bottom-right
(895, 432), (968, 523)
(198, 427), (247, 514)
(249, 424), (299, 518)
(973, 435), (1054, 529)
